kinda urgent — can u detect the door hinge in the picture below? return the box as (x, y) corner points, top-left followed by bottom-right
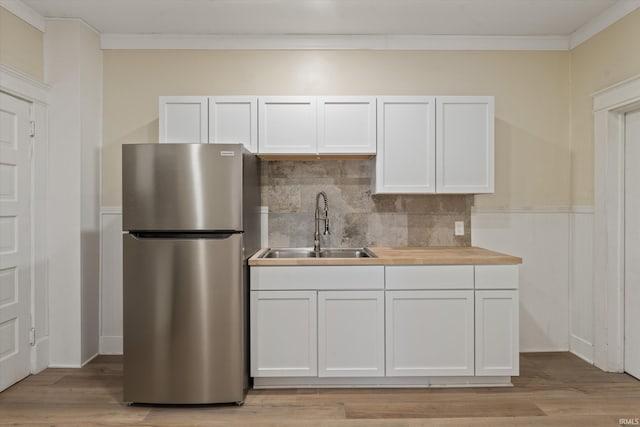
(29, 120), (36, 137)
(29, 327), (36, 346)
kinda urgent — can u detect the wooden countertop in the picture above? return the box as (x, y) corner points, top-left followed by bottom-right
(248, 246), (522, 266)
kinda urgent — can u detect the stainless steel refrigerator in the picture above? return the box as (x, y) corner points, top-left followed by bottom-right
(122, 143), (260, 405)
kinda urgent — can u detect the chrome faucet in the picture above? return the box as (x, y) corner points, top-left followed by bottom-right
(314, 191), (330, 252)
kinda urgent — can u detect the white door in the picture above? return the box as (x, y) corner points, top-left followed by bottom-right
(317, 97), (376, 154)
(158, 96), (208, 143)
(436, 96), (494, 194)
(208, 97), (257, 153)
(0, 92), (32, 391)
(385, 290), (474, 376)
(375, 97), (436, 194)
(250, 290), (317, 377)
(625, 109), (640, 380)
(318, 291), (384, 377)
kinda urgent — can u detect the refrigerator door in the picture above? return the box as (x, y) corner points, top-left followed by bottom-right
(123, 143), (244, 231)
(123, 233), (246, 404)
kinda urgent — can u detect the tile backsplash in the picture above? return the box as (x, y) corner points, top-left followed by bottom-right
(260, 160), (473, 248)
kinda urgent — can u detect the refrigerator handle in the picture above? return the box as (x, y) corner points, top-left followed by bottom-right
(129, 232), (237, 240)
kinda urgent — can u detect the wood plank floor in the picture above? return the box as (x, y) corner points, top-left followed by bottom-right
(1, 353), (639, 426)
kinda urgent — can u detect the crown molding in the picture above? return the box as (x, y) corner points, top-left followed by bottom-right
(45, 17), (101, 35)
(101, 33), (570, 51)
(0, 0), (45, 32)
(569, 0), (640, 49)
(6, 0), (636, 52)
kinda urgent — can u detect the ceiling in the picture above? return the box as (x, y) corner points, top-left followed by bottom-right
(18, 0), (629, 37)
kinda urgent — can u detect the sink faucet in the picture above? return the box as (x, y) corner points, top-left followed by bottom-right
(314, 191), (330, 252)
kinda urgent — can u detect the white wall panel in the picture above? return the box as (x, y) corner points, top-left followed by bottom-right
(472, 209), (570, 352)
(570, 209), (594, 363)
(99, 210), (122, 354)
(100, 208), (585, 357)
(45, 19), (102, 367)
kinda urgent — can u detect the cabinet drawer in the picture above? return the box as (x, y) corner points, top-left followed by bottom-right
(475, 265), (519, 289)
(251, 266), (385, 290)
(385, 266), (474, 290)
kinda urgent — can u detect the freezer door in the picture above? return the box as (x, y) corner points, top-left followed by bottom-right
(123, 143), (244, 231)
(123, 233), (246, 404)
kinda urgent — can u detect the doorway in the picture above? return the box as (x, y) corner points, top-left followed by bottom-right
(625, 109), (640, 380)
(0, 91), (32, 391)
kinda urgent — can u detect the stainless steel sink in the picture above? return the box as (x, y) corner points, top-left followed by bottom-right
(259, 248), (376, 259)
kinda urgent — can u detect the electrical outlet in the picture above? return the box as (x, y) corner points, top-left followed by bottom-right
(454, 221), (465, 236)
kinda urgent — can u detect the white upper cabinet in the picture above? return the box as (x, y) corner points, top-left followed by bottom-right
(258, 97), (317, 154)
(317, 97), (376, 154)
(159, 96), (257, 151)
(375, 95), (495, 194)
(208, 97), (258, 152)
(160, 94), (495, 193)
(436, 96), (495, 193)
(375, 97), (436, 194)
(159, 96), (208, 144)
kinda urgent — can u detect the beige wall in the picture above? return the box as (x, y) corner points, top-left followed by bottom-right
(103, 50), (571, 208)
(570, 8), (640, 206)
(0, 7), (43, 81)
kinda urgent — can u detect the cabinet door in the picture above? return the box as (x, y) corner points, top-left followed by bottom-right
(317, 97), (376, 154)
(258, 97), (317, 154)
(159, 96), (208, 143)
(208, 97), (258, 153)
(436, 96), (494, 193)
(386, 290), (474, 376)
(250, 291), (317, 377)
(318, 291), (384, 377)
(375, 97), (436, 193)
(475, 290), (519, 376)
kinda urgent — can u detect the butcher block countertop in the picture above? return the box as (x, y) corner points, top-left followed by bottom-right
(249, 246), (522, 266)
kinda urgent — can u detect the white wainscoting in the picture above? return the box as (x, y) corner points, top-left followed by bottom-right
(569, 207), (594, 363)
(472, 206), (594, 358)
(472, 208), (571, 352)
(100, 207), (594, 359)
(100, 209), (123, 354)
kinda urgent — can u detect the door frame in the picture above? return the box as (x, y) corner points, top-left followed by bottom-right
(0, 64), (50, 374)
(593, 73), (640, 372)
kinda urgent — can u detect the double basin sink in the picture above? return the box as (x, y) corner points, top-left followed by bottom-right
(259, 248), (376, 259)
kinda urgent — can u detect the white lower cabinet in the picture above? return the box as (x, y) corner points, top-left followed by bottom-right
(475, 290), (519, 376)
(250, 290), (317, 377)
(385, 290), (475, 376)
(250, 264), (519, 386)
(318, 291), (385, 377)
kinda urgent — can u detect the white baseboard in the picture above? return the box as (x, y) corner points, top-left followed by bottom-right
(48, 363), (83, 368)
(30, 337), (49, 374)
(520, 347), (569, 353)
(100, 336), (123, 354)
(254, 376), (512, 389)
(570, 334), (595, 364)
